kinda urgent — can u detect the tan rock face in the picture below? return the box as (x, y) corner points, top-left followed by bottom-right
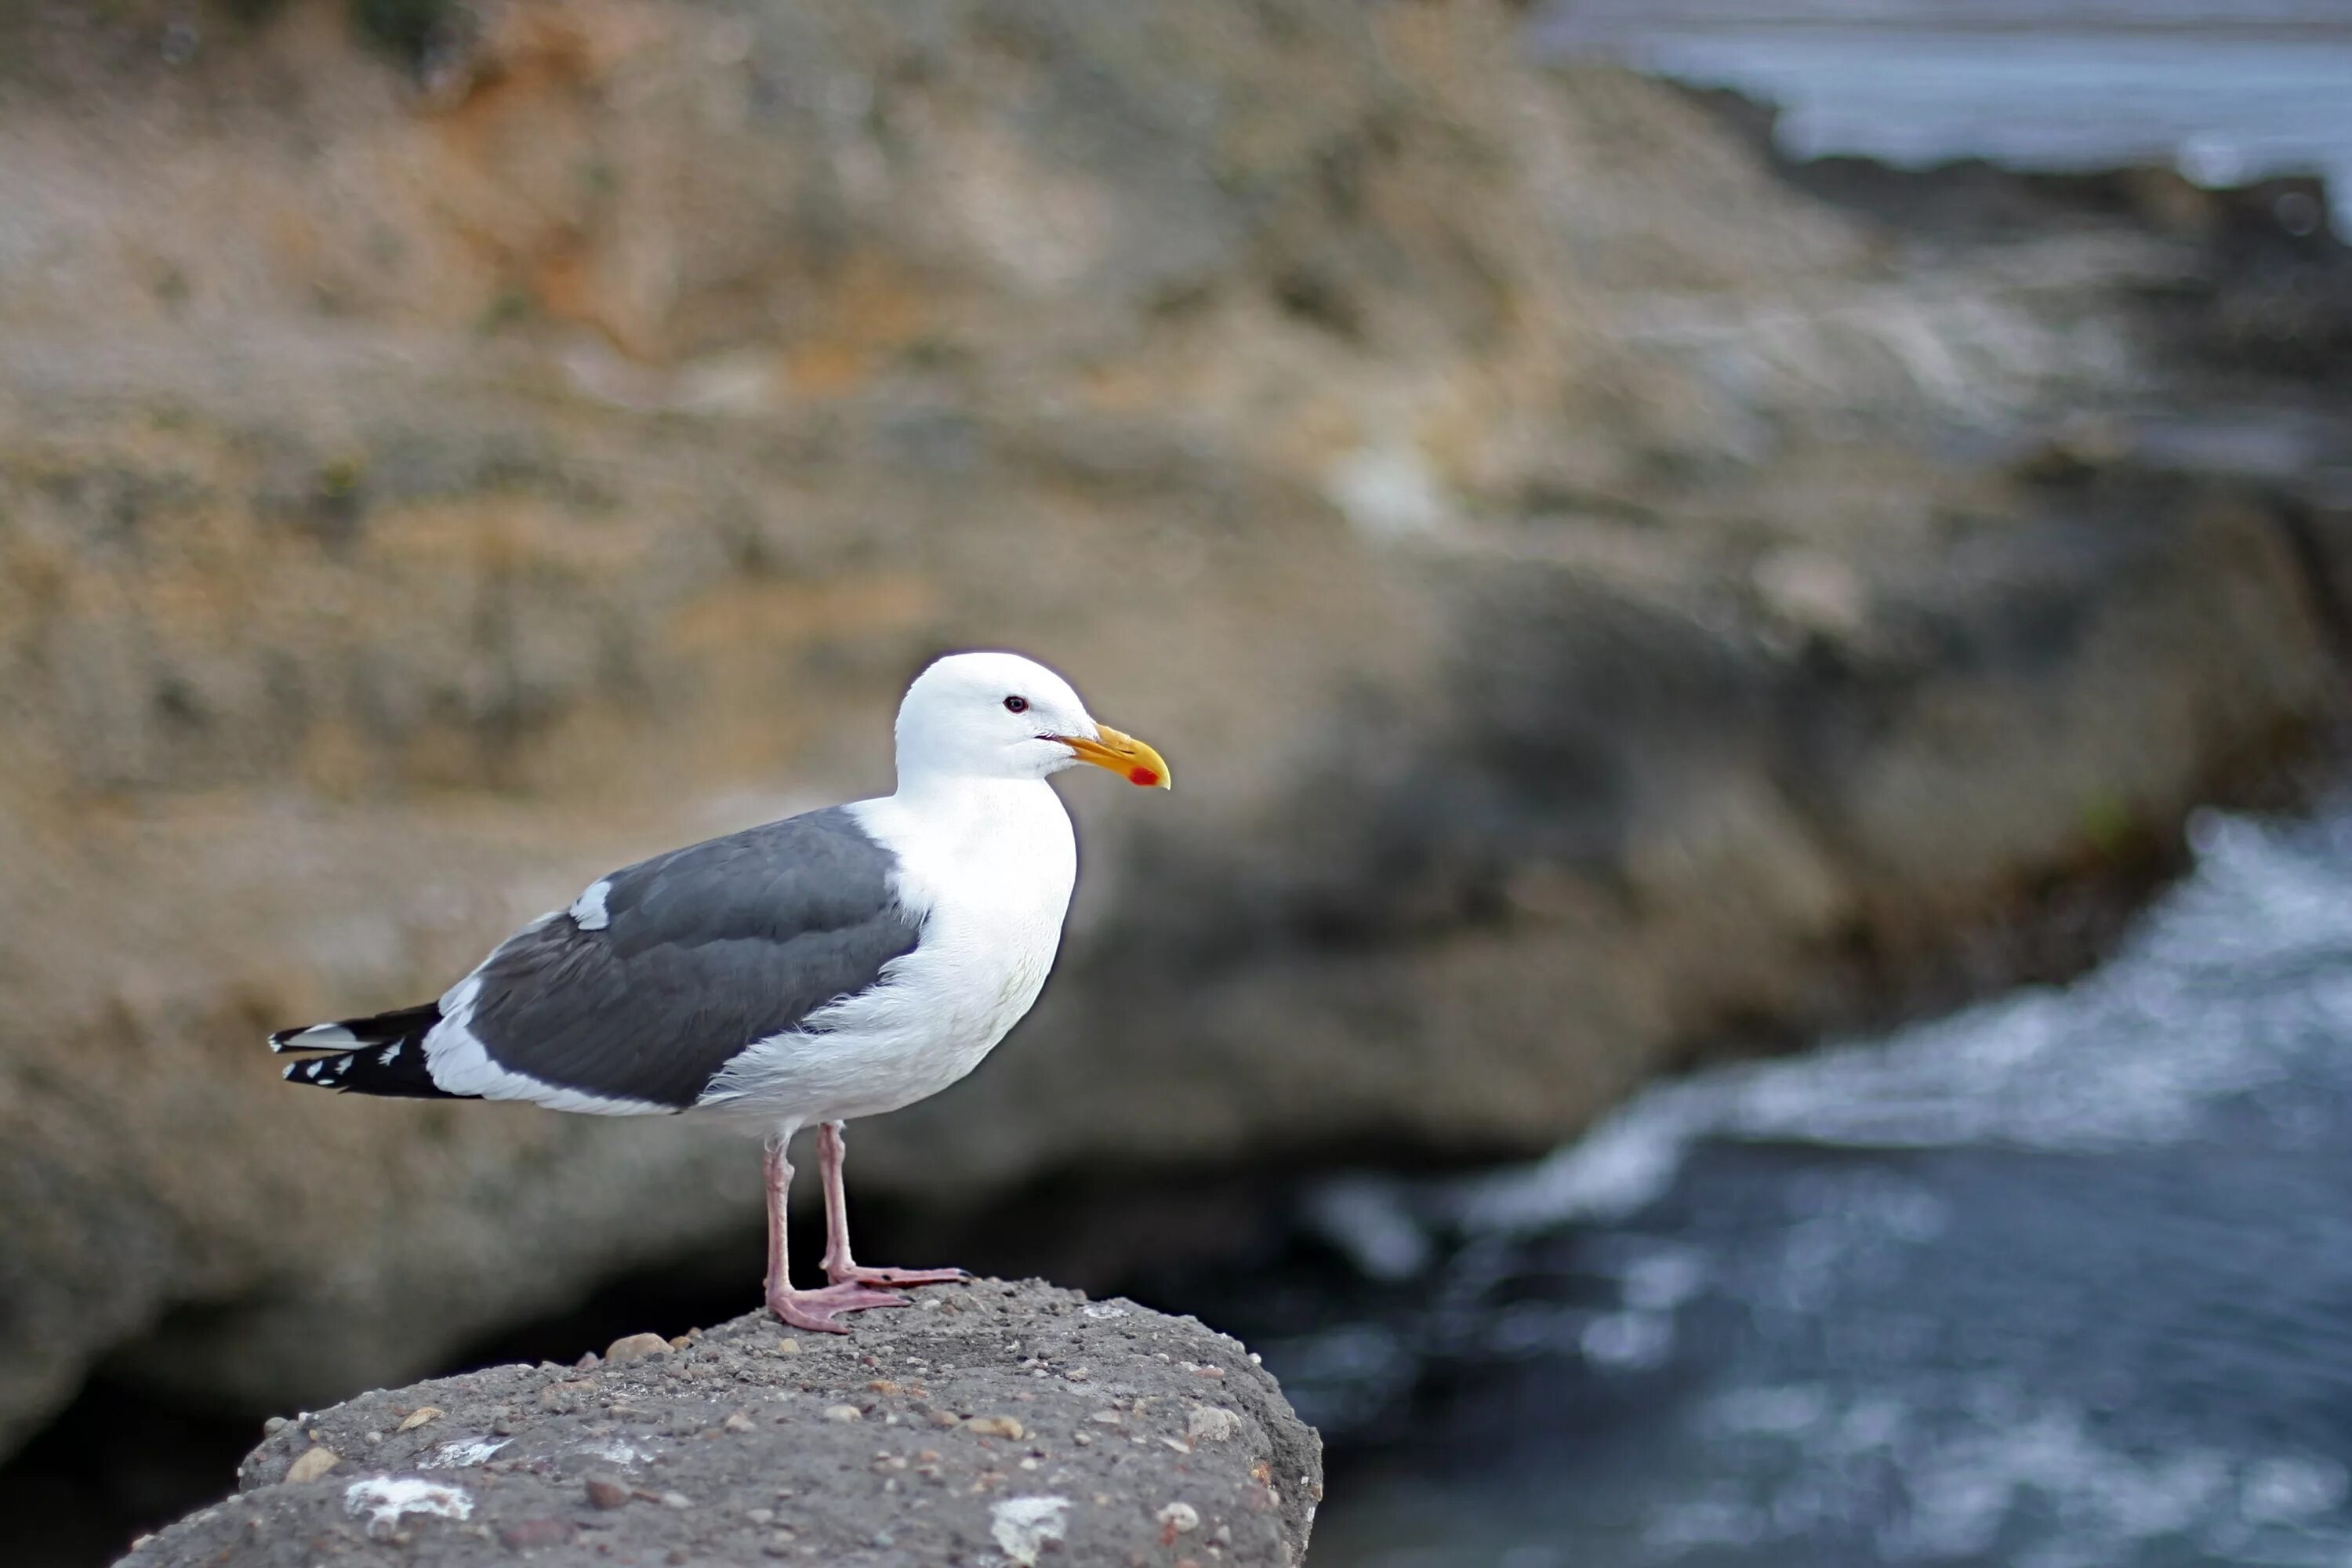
(0, 0), (2341, 1455)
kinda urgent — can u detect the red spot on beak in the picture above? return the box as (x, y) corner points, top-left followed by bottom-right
(1128, 766), (1160, 788)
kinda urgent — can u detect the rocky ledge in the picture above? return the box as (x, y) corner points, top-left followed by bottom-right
(120, 1280), (1318, 1568)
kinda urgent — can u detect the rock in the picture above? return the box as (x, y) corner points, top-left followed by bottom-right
(281, 1446), (339, 1484)
(5, 0), (2352, 1458)
(123, 1280), (1319, 1568)
(1189, 1404), (1246, 1443)
(495, 1515), (575, 1549)
(603, 1333), (673, 1367)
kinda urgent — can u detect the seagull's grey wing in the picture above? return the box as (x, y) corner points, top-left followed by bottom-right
(459, 805), (920, 1108)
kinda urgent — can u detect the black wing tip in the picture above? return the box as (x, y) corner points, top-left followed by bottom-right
(271, 1003), (470, 1101)
(267, 1003), (444, 1055)
(282, 1051), (371, 1094)
(281, 1040), (474, 1102)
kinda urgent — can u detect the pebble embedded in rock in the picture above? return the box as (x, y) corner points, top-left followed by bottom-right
(395, 1406), (441, 1432)
(495, 1516), (574, 1549)
(1187, 1405), (1243, 1443)
(584, 1476), (630, 1511)
(821, 1404), (861, 1422)
(282, 1446), (338, 1483)
(964, 1414), (1024, 1439)
(605, 1332), (670, 1364)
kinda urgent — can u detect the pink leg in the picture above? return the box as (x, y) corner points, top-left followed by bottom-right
(817, 1121), (971, 1290)
(763, 1133), (907, 1334)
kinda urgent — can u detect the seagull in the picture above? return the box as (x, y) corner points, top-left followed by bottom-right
(270, 652), (1169, 1333)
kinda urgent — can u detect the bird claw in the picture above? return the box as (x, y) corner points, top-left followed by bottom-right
(765, 1282), (909, 1334)
(829, 1265), (971, 1290)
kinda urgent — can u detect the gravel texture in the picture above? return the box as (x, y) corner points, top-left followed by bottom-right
(120, 1280), (1318, 1567)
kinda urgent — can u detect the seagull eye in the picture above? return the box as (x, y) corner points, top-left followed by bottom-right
(1004, 695), (1029, 713)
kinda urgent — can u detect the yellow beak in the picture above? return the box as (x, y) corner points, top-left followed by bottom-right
(1056, 724), (1172, 789)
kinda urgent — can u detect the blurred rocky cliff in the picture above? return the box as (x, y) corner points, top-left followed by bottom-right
(2, 0), (2346, 1458)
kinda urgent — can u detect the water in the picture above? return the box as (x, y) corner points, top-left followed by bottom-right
(1231, 804), (2352, 1567)
(1534, 2), (2352, 232)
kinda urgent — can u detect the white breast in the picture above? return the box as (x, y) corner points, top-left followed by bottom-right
(694, 779), (1078, 1130)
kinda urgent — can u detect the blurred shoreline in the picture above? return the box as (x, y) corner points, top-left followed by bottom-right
(1537, 0), (2352, 229)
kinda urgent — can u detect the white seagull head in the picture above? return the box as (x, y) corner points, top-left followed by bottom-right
(894, 651), (1171, 792)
